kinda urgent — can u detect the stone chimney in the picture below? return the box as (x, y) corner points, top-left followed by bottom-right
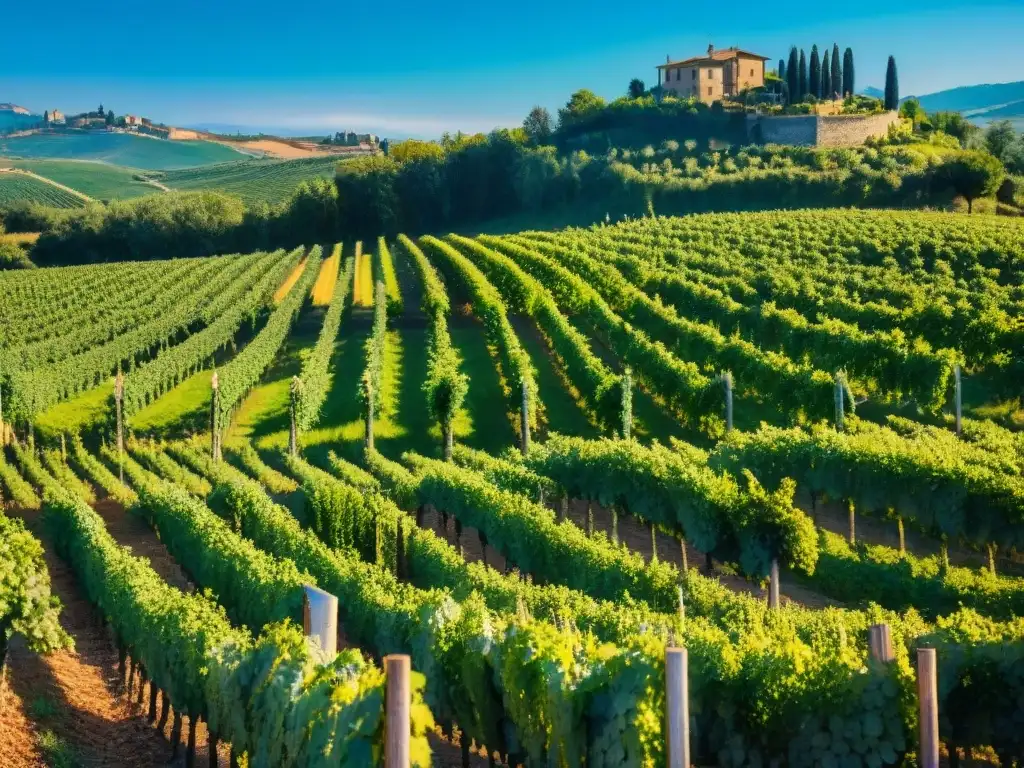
(708, 44), (715, 57)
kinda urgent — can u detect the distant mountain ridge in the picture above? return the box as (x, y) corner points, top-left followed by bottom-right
(0, 103), (32, 115)
(911, 81), (1024, 113)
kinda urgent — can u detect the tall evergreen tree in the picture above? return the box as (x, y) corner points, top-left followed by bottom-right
(843, 48), (855, 97)
(798, 49), (808, 100)
(809, 45), (821, 99)
(779, 59), (786, 80)
(787, 47), (799, 104)
(831, 44), (842, 98)
(884, 56), (899, 110)
(821, 50), (831, 99)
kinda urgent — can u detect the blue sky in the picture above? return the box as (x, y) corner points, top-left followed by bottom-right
(2, 0), (1022, 138)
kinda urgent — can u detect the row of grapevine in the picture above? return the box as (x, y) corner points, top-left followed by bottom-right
(395, 235), (466, 459)
(540, 231), (961, 409)
(121, 248), (300, 418)
(295, 247), (355, 431)
(498, 234), (840, 421)
(446, 235), (623, 433)
(42, 484), (432, 766)
(360, 280), (388, 439)
(419, 235), (540, 441)
(215, 246), (323, 428)
(374, 237), (404, 315)
(174, 440), (908, 767)
(473, 235), (714, 429)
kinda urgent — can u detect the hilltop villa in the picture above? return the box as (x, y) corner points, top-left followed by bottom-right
(657, 45), (769, 103)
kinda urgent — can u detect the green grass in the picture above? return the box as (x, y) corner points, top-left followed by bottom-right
(34, 380), (113, 439)
(449, 320), (518, 454)
(129, 370), (214, 435)
(157, 156), (340, 204)
(511, 316), (599, 439)
(36, 730), (79, 768)
(10, 159), (158, 200)
(0, 172), (85, 208)
(0, 132), (248, 170)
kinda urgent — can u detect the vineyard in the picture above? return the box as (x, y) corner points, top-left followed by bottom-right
(7, 159), (161, 201)
(153, 156), (343, 204)
(0, 171), (87, 208)
(2, 208), (1024, 767)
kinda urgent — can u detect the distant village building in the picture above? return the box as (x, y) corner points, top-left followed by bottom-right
(45, 109), (65, 124)
(124, 115), (143, 126)
(657, 45), (769, 104)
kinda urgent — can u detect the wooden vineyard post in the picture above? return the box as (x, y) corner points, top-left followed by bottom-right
(114, 369), (125, 481)
(60, 432), (66, 461)
(559, 496), (568, 523)
(210, 371), (221, 462)
(0, 381), (5, 447)
(954, 364), (962, 437)
(364, 378), (375, 452)
(868, 623), (894, 663)
(586, 502), (594, 537)
(443, 421), (453, 462)
(848, 500), (856, 545)
(917, 648), (939, 768)
(665, 647), (690, 768)
(834, 370), (846, 432)
(649, 521), (658, 561)
(722, 371), (734, 432)
(385, 655), (411, 768)
(621, 367), (633, 440)
(302, 585), (339, 658)
(520, 378), (530, 456)
(610, 505), (619, 545)
(768, 558), (780, 610)
(289, 376), (301, 458)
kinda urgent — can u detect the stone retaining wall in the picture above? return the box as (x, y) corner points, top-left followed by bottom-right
(746, 111), (900, 146)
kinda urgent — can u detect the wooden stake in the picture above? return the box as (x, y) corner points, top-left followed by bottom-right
(586, 502), (594, 537)
(157, 690), (170, 731)
(679, 536), (688, 572)
(0, 382), (5, 447)
(649, 521), (658, 561)
(868, 623), (894, 663)
(768, 558), (780, 610)
(917, 648), (939, 768)
(520, 378), (530, 456)
(302, 585), (339, 658)
(148, 682), (158, 721)
(364, 380), (375, 452)
(665, 647), (690, 768)
(114, 370), (124, 480)
(610, 506), (618, 545)
(443, 422), (453, 462)
(897, 517), (906, 555)
(60, 432), (66, 461)
(848, 499), (856, 545)
(987, 542), (997, 576)
(954, 364), (962, 437)
(621, 367), (633, 440)
(385, 655), (411, 768)
(559, 496), (568, 523)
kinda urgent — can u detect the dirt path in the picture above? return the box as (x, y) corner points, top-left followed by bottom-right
(2, 502), (190, 767)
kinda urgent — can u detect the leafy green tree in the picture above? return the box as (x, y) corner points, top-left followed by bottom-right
(628, 78), (646, 99)
(282, 178), (339, 244)
(821, 50), (831, 99)
(884, 56), (899, 110)
(786, 47), (799, 103)
(809, 46), (821, 99)
(985, 120), (1018, 161)
(939, 151), (1006, 213)
(106, 109), (115, 126)
(43, 110), (49, 123)
(557, 89), (606, 131)
(523, 106), (553, 145)
(899, 98), (924, 125)
(842, 48), (855, 97)
(831, 44), (842, 98)
(389, 139), (445, 164)
(798, 50), (808, 100)
(335, 155), (400, 238)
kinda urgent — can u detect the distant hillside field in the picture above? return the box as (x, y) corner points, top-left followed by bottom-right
(0, 132), (249, 170)
(0, 171), (87, 208)
(7, 159), (160, 200)
(0, 106), (43, 135)
(912, 80), (1024, 113)
(156, 156), (341, 204)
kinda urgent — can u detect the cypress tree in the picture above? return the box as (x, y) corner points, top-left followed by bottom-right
(831, 43), (842, 98)
(787, 47), (799, 104)
(843, 48), (855, 97)
(809, 45), (821, 99)
(778, 59), (786, 80)
(884, 55), (899, 110)
(798, 49), (808, 100)
(821, 50), (831, 99)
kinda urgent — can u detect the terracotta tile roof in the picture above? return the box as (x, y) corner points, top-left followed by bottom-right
(657, 46), (770, 69)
